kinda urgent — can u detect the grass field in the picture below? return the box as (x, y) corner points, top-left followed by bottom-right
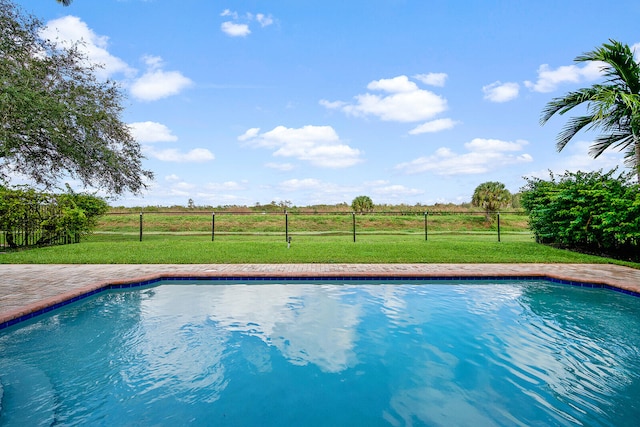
(1, 233), (638, 267)
(1, 211), (637, 267)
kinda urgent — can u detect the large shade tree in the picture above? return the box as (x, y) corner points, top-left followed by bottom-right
(0, 0), (153, 195)
(540, 39), (640, 183)
(471, 181), (511, 221)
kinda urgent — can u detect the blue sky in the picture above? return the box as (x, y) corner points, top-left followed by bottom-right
(14, 0), (640, 207)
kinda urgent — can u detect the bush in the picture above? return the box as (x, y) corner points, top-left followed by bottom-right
(0, 186), (108, 248)
(521, 170), (640, 260)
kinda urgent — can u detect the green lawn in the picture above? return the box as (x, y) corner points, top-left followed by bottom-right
(1, 233), (637, 267)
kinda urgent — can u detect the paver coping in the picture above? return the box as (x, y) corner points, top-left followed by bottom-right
(1, 263), (639, 328)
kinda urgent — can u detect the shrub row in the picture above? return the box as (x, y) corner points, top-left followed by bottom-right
(521, 170), (640, 260)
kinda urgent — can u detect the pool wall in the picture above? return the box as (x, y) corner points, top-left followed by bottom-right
(2, 270), (638, 331)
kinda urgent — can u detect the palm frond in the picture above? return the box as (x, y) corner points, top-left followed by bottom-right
(539, 87), (599, 125)
(556, 115), (596, 151)
(590, 132), (634, 157)
(576, 39), (640, 93)
(545, 40), (640, 180)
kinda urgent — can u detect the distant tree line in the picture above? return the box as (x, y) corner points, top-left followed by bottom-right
(135, 195), (522, 215)
(521, 170), (639, 261)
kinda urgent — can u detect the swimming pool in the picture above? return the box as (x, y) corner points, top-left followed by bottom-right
(1, 279), (639, 426)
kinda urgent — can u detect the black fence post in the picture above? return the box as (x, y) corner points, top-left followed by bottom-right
(497, 213), (501, 242)
(424, 211), (428, 241)
(212, 212), (215, 241)
(139, 212), (143, 242)
(285, 210), (289, 242)
(352, 212), (356, 242)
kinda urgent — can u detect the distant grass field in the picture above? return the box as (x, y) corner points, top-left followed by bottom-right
(98, 211), (529, 234)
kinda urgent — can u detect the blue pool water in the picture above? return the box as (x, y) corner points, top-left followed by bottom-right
(1, 280), (640, 426)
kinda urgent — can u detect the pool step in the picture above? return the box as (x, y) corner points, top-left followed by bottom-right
(0, 359), (57, 426)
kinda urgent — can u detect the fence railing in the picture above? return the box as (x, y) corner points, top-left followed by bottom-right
(98, 210), (529, 242)
(0, 204), (80, 249)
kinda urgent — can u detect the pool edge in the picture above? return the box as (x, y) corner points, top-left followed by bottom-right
(2, 268), (637, 330)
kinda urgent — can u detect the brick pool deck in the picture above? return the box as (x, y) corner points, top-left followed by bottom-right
(1, 263), (640, 327)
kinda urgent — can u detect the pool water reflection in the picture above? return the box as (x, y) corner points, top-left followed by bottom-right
(1, 280), (640, 426)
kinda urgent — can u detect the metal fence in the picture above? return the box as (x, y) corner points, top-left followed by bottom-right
(0, 204), (80, 249)
(102, 210), (529, 242)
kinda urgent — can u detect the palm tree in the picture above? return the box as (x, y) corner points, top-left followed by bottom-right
(471, 181), (511, 221)
(540, 39), (640, 183)
(351, 195), (374, 214)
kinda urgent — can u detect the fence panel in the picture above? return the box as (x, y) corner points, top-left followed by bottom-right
(98, 210), (530, 242)
(0, 203), (80, 249)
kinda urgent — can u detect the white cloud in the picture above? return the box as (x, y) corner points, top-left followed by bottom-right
(395, 138), (532, 175)
(221, 21), (251, 37)
(130, 56), (193, 101)
(367, 75), (418, 93)
(145, 147), (215, 163)
(195, 192), (246, 205)
(204, 181), (246, 191)
(239, 125), (363, 168)
(141, 55), (163, 69)
(633, 43), (640, 62)
(129, 121), (178, 143)
(319, 99), (347, 109)
(524, 62), (603, 93)
(141, 179), (195, 199)
(464, 138), (527, 152)
(322, 75), (449, 126)
(274, 179), (423, 204)
(353, 77), (446, 122)
(413, 73), (448, 87)
(279, 178), (323, 191)
(163, 187), (191, 198)
(265, 162), (295, 171)
(364, 179), (388, 187)
(408, 118), (459, 135)
(238, 127), (261, 141)
(276, 179), (360, 204)
(42, 18), (191, 102)
(41, 16), (134, 79)
(132, 122), (215, 164)
(371, 184), (424, 197)
(220, 9), (238, 19)
(165, 174), (180, 182)
(256, 13), (274, 27)
(482, 81), (520, 102)
(220, 10), (274, 36)
(527, 140), (625, 179)
(171, 181), (196, 192)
